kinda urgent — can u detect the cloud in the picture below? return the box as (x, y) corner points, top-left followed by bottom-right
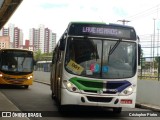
(40, 3), (68, 9)
(4, 0), (160, 42)
(113, 7), (128, 17)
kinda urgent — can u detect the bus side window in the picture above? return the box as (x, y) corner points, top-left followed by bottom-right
(52, 52), (55, 64)
(138, 44), (141, 65)
(52, 43), (59, 64)
(52, 47), (58, 64)
(53, 46), (61, 63)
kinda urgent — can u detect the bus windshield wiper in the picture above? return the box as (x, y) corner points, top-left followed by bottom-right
(109, 39), (122, 55)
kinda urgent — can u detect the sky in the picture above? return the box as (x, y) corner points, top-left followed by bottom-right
(5, 0), (160, 42)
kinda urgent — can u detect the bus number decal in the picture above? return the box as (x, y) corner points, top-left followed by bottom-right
(66, 60), (84, 75)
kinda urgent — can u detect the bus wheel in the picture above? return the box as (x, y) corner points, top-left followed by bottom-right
(113, 107), (122, 114)
(24, 85), (29, 89)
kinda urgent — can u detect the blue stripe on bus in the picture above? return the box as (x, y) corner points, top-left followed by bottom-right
(106, 81), (131, 92)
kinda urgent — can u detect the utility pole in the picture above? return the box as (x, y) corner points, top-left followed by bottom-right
(117, 19), (130, 25)
(153, 18), (156, 72)
(157, 29), (159, 57)
(151, 35), (153, 73)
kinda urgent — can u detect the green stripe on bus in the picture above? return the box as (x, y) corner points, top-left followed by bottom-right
(69, 77), (103, 91)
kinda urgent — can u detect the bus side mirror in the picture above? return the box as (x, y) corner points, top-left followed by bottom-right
(59, 38), (65, 51)
(138, 44), (141, 65)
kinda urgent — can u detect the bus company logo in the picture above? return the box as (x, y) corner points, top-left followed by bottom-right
(97, 90), (103, 94)
(2, 112), (11, 117)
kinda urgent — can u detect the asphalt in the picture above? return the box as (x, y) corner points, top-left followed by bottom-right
(0, 83), (160, 119)
(0, 91), (30, 120)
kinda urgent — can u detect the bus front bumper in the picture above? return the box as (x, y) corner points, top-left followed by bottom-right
(61, 88), (136, 108)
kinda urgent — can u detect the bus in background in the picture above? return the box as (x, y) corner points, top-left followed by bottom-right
(35, 61), (52, 72)
(0, 49), (34, 89)
(50, 22), (141, 113)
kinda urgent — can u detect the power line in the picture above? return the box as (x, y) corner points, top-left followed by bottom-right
(125, 4), (160, 20)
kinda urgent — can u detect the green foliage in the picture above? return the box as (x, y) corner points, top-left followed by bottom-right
(34, 49), (52, 61)
(34, 49), (42, 61)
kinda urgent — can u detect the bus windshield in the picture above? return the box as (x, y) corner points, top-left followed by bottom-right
(0, 51), (33, 73)
(65, 37), (136, 79)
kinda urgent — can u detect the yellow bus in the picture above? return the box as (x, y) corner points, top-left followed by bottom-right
(0, 49), (34, 88)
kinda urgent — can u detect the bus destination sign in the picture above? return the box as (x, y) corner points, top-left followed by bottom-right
(68, 23), (137, 40)
(82, 27), (123, 36)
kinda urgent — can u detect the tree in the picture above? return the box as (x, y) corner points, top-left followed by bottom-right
(34, 50), (53, 61)
(34, 49), (42, 61)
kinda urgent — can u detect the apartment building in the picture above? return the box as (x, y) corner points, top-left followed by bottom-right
(29, 24), (56, 53)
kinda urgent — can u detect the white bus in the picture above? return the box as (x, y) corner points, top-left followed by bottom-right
(50, 22), (141, 113)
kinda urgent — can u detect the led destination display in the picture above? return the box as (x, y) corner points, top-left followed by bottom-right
(68, 23), (137, 40)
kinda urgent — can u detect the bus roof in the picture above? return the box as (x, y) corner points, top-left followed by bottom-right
(0, 48), (33, 52)
(69, 21), (106, 25)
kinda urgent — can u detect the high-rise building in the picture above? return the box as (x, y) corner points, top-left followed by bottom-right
(29, 28), (39, 51)
(50, 33), (56, 53)
(0, 24), (23, 48)
(29, 25), (56, 53)
(0, 36), (10, 49)
(0, 27), (9, 36)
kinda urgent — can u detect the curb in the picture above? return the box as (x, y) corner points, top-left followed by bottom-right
(136, 103), (160, 112)
(34, 80), (50, 85)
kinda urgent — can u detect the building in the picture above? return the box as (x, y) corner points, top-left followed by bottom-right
(0, 27), (9, 36)
(20, 40), (34, 51)
(50, 33), (56, 53)
(29, 28), (38, 51)
(0, 24), (23, 48)
(0, 36), (10, 49)
(29, 24), (56, 53)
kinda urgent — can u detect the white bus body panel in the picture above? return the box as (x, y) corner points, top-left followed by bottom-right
(61, 88), (136, 108)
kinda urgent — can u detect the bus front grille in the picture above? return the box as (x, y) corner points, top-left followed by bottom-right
(83, 90), (117, 94)
(3, 77), (27, 81)
(3, 76), (27, 84)
(7, 80), (25, 84)
(86, 96), (113, 102)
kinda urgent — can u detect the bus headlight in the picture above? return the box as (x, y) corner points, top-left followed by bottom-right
(63, 80), (80, 93)
(0, 74), (3, 77)
(27, 75), (33, 80)
(30, 76), (33, 78)
(119, 85), (135, 96)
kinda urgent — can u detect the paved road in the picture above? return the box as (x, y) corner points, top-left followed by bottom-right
(0, 82), (159, 120)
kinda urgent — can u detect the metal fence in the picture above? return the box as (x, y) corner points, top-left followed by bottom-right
(138, 57), (160, 81)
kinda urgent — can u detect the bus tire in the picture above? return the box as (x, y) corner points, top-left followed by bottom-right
(113, 107), (122, 114)
(24, 85), (29, 89)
